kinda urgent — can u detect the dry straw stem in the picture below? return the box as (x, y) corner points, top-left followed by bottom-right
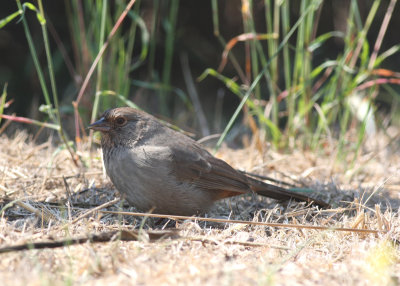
(99, 210), (387, 235)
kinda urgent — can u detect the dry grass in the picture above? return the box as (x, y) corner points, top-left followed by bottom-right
(0, 130), (399, 285)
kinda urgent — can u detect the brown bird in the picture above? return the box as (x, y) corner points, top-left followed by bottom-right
(89, 107), (328, 215)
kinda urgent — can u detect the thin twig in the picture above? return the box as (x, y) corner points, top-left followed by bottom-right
(71, 198), (120, 224)
(99, 210), (386, 234)
(186, 236), (291, 249)
(0, 229), (179, 254)
(368, 0), (397, 70)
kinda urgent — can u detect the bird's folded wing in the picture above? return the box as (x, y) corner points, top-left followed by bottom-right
(169, 145), (251, 194)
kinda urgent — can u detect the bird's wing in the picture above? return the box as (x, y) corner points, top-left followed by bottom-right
(169, 144), (251, 194)
(137, 144), (329, 208)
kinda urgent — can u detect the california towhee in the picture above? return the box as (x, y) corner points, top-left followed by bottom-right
(89, 107), (328, 215)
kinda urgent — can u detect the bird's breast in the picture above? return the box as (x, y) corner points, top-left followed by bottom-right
(102, 145), (215, 215)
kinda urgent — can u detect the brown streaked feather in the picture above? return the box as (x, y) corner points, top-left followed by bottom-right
(170, 145), (252, 194)
(170, 142), (329, 208)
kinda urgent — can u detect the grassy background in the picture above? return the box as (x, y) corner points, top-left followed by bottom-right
(0, 0), (399, 155)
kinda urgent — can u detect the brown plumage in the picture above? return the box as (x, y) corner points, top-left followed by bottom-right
(89, 107), (328, 215)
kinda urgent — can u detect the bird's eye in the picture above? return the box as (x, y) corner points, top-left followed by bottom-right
(115, 116), (127, 126)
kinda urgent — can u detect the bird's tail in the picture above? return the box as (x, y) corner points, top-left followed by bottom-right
(247, 176), (329, 208)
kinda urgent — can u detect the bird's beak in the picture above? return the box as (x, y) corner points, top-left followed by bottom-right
(88, 117), (111, 132)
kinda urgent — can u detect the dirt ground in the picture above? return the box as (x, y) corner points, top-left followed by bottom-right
(0, 130), (399, 286)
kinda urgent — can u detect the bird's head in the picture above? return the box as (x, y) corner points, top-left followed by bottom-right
(88, 107), (152, 147)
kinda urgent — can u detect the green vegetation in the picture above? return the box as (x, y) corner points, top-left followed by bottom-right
(0, 0), (399, 162)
